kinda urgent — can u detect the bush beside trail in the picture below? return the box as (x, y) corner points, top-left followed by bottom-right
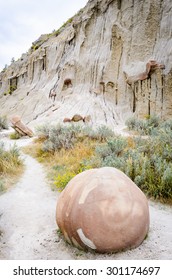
(0, 142), (23, 193)
(0, 115), (8, 131)
(24, 120), (172, 203)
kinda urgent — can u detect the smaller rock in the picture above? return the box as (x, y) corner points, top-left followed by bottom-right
(63, 114), (91, 123)
(63, 118), (71, 123)
(71, 114), (84, 122)
(10, 115), (33, 137)
(83, 115), (91, 123)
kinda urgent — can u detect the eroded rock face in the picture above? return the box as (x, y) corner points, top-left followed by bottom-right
(56, 167), (150, 253)
(0, 0), (172, 126)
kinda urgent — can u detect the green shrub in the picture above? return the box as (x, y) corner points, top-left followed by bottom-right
(3, 85), (17, 96)
(160, 119), (172, 131)
(102, 155), (126, 170)
(106, 137), (127, 155)
(126, 115), (161, 135)
(126, 117), (147, 134)
(61, 16), (74, 29)
(82, 125), (114, 141)
(147, 115), (160, 128)
(125, 116), (137, 130)
(9, 85), (17, 93)
(0, 142), (22, 174)
(0, 116), (8, 131)
(54, 171), (76, 191)
(95, 144), (112, 159)
(9, 132), (21, 140)
(36, 123), (114, 152)
(84, 131), (172, 201)
(0, 179), (5, 193)
(53, 162), (92, 192)
(0, 143), (23, 192)
(35, 123), (51, 139)
(81, 157), (101, 169)
(162, 165), (172, 198)
(31, 44), (39, 51)
(82, 126), (101, 140)
(95, 136), (127, 160)
(43, 124), (79, 152)
(96, 125), (114, 141)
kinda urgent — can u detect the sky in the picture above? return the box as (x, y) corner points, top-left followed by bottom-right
(0, 0), (88, 71)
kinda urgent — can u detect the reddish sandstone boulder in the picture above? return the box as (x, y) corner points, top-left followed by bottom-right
(10, 115), (33, 137)
(71, 114), (84, 122)
(63, 118), (71, 123)
(56, 167), (149, 253)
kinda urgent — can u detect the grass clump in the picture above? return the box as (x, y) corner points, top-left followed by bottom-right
(3, 85), (17, 96)
(52, 142), (94, 191)
(83, 125), (114, 141)
(160, 119), (172, 132)
(9, 132), (21, 140)
(0, 116), (8, 131)
(0, 142), (23, 192)
(126, 115), (161, 135)
(0, 142), (22, 173)
(54, 171), (76, 192)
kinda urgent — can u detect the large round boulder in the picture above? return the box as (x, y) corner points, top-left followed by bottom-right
(56, 167), (149, 253)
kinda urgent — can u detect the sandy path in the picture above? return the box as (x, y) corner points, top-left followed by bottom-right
(0, 153), (73, 259)
(0, 137), (172, 260)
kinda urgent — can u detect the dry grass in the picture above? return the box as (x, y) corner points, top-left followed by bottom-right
(51, 141), (95, 172)
(22, 141), (47, 160)
(126, 136), (136, 149)
(0, 144), (24, 193)
(23, 138), (95, 169)
(23, 139), (96, 191)
(0, 165), (24, 193)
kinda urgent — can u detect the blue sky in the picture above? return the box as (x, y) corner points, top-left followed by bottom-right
(0, 0), (88, 71)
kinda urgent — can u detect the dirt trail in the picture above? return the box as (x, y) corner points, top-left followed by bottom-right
(0, 151), (72, 259)
(0, 137), (172, 260)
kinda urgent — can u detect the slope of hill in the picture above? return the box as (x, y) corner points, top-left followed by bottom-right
(0, 0), (172, 128)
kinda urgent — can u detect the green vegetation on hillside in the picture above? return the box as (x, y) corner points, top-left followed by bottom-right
(3, 85), (17, 96)
(30, 8), (84, 53)
(0, 115), (8, 131)
(23, 119), (172, 203)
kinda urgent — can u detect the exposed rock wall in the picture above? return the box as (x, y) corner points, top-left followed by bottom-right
(0, 0), (172, 128)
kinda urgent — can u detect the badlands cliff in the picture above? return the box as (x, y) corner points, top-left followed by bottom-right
(0, 0), (172, 129)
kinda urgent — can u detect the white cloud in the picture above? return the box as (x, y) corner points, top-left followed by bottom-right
(0, 0), (88, 70)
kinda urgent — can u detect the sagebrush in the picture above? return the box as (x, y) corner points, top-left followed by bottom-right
(0, 115), (8, 131)
(126, 115), (161, 135)
(26, 121), (172, 202)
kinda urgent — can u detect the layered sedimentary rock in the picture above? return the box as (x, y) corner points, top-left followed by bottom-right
(0, 0), (172, 128)
(10, 116), (33, 137)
